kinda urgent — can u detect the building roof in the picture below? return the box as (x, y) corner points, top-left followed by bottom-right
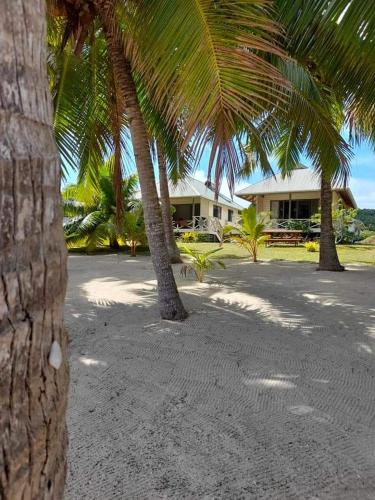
(235, 167), (357, 208)
(136, 176), (244, 210)
(168, 176), (243, 210)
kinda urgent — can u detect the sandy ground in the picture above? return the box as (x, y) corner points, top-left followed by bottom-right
(64, 254), (375, 499)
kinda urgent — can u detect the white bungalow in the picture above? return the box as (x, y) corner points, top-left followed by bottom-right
(150, 176), (243, 235)
(235, 166), (357, 232)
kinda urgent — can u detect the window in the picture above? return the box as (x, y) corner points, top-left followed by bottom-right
(270, 199), (320, 219)
(228, 209), (233, 222)
(213, 205), (222, 219)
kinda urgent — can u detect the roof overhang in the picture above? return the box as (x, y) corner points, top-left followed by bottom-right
(335, 188), (357, 209)
(235, 188), (320, 199)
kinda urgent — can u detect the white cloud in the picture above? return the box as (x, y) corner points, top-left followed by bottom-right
(350, 178), (375, 208)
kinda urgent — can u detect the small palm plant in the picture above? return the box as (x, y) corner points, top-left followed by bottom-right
(180, 246), (225, 283)
(224, 206), (269, 263)
(122, 209), (147, 257)
(62, 158), (138, 251)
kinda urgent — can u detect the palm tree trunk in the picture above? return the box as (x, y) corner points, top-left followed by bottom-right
(157, 148), (182, 264)
(0, 1), (69, 498)
(318, 176), (345, 271)
(109, 236), (120, 250)
(131, 242), (137, 257)
(97, 2), (187, 319)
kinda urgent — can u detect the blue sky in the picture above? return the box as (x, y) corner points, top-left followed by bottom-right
(64, 138), (375, 209)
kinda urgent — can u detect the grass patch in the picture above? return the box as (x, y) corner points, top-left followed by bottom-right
(178, 242), (375, 265)
(67, 240), (375, 265)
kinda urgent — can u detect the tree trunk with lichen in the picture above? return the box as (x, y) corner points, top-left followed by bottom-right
(97, 0), (187, 319)
(0, 1), (69, 498)
(157, 148), (182, 264)
(318, 176), (345, 271)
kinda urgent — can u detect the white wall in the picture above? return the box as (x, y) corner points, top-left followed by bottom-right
(170, 196), (241, 222)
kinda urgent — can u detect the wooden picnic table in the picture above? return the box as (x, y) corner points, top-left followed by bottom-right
(262, 229), (303, 247)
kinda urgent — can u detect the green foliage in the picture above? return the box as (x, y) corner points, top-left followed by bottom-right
(304, 241), (319, 253)
(122, 209), (147, 256)
(180, 246), (225, 282)
(312, 204), (364, 244)
(179, 232), (199, 243)
(286, 219), (310, 234)
(359, 230), (375, 241)
(224, 206), (269, 262)
(357, 210), (375, 231)
(62, 158), (138, 251)
(196, 233), (214, 243)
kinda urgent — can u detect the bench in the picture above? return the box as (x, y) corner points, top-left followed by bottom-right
(266, 237), (302, 247)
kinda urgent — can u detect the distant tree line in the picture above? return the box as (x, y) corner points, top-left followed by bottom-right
(357, 209), (375, 231)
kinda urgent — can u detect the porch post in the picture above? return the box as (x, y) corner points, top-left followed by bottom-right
(192, 197), (195, 228)
(288, 193), (292, 219)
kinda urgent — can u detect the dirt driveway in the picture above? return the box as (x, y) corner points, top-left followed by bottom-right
(65, 255), (375, 499)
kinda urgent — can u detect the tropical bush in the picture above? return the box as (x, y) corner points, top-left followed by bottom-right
(180, 232), (199, 243)
(180, 246), (225, 283)
(62, 159), (138, 251)
(312, 205), (364, 244)
(197, 233), (215, 243)
(122, 209), (147, 257)
(224, 206), (269, 262)
(359, 230), (375, 241)
(286, 219), (311, 234)
(304, 241), (319, 252)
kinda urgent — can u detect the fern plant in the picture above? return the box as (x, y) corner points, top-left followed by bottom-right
(180, 246), (225, 283)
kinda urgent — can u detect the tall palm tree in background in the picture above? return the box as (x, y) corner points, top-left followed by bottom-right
(243, 0), (375, 271)
(47, 0), (292, 320)
(157, 147), (183, 263)
(0, 0), (69, 497)
(49, 0), (375, 283)
(274, 0), (375, 271)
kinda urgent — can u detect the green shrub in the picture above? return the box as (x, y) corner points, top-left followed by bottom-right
(304, 241), (319, 252)
(180, 231), (199, 243)
(359, 230), (375, 241)
(197, 232), (213, 242)
(286, 220), (310, 233)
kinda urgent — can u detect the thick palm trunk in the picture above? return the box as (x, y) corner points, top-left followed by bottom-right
(157, 149), (182, 264)
(97, 2), (187, 319)
(0, 1), (69, 498)
(318, 176), (344, 271)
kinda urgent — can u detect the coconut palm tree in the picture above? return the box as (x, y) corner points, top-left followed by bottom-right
(242, 0), (375, 271)
(47, 0), (290, 320)
(63, 169), (138, 251)
(274, 0), (375, 271)
(157, 148), (182, 263)
(0, 0), (69, 497)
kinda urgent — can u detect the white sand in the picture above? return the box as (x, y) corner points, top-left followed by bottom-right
(65, 254), (375, 499)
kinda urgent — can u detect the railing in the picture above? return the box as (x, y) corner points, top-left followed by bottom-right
(268, 219), (321, 231)
(173, 215), (240, 233)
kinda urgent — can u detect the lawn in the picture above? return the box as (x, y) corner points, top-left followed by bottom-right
(178, 242), (375, 265)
